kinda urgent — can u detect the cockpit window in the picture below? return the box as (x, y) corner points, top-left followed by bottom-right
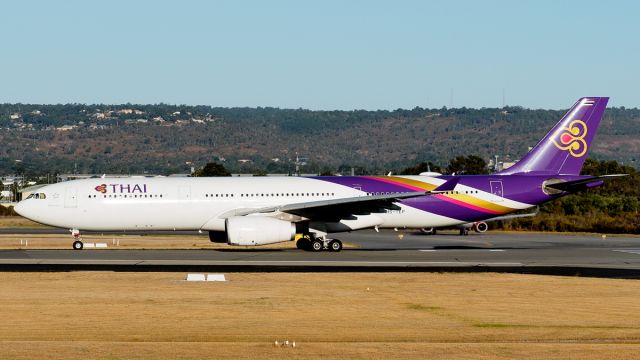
(26, 193), (47, 200)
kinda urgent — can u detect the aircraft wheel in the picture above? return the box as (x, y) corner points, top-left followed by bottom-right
(72, 240), (84, 250)
(420, 227), (435, 235)
(296, 238), (310, 250)
(329, 239), (343, 252)
(311, 239), (324, 252)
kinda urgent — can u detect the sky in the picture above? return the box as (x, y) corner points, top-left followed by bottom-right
(1, 0), (638, 110)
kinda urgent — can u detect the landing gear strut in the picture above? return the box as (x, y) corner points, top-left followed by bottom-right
(71, 228), (83, 250)
(296, 234), (343, 252)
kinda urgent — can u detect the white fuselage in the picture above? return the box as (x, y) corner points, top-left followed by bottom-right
(15, 176), (533, 233)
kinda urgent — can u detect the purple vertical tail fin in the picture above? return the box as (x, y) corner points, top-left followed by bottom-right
(498, 97), (609, 175)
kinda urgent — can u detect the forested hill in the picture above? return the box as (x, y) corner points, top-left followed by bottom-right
(1, 103), (639, 175)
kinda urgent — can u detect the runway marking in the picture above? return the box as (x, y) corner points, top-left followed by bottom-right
(419, 249), (505, 252)
(613, 249), (640, 255)
(0, 259), (524, 266)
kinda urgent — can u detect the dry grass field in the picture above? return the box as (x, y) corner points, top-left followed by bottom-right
(0, 272), (639, 359)
(0, 216), (47, 228)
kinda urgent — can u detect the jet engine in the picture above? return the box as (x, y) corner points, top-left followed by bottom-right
(474, 221), (488, 233)
(225, 216), (296, 246)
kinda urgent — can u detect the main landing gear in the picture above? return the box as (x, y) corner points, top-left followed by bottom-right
(296, 234), (343, 252)
(71, 228), (84, 250)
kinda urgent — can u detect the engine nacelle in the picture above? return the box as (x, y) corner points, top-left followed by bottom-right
(474, 221), (488, 233)
(226, 217), (296, 246)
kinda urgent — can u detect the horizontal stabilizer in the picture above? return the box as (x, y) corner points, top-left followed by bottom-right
(545, 174), (628, 193)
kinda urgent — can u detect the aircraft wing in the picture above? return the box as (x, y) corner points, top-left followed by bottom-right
(545, 174), (628, 193)
(222, 177), (460, 221)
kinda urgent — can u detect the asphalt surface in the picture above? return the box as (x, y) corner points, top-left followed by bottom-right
(1, 229), (640, 277)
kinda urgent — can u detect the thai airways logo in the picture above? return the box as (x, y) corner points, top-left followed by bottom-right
(551, 119), (588, 157)
(94, 183), (148, 193)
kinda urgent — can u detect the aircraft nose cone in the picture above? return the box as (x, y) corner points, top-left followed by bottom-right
(13, 201), (28, 218)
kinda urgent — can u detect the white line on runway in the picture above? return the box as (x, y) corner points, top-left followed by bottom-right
(0, 259), (524, 267)
(613, 249), (640, 255)
(419, 249), (505, 252)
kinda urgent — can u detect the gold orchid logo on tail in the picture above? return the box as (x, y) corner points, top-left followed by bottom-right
(551, 119), (588, 157)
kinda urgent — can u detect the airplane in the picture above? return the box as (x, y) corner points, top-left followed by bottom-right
(15, 97), (625, 252)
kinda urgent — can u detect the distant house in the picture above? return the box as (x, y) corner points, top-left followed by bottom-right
(56, 125), (77, 131)
(10, 113), (21, 120)
(89, 123), (107, 130)
(0, 190), (11, 201)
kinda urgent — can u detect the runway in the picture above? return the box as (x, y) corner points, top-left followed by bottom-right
(1, 230), (640, 277)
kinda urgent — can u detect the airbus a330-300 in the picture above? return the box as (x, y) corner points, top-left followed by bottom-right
(15, 97), (624, 252)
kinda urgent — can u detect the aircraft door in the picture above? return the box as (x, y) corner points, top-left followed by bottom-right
(179, 186), (191, 201)
(489, 180), (504, 202)
(64, 188), (78, 208)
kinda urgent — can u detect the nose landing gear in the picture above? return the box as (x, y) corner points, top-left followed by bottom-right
(70, 229), (83, 250)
